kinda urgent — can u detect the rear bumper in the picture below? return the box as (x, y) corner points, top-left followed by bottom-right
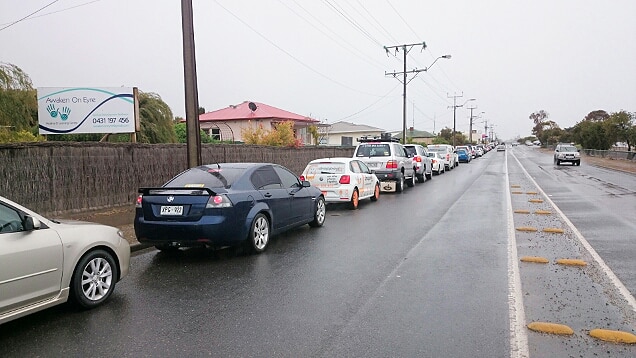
(134, 210), (246, 247)
(373, 170), (402, 182)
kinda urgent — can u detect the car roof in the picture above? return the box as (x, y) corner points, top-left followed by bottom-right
(308, 157), (356, 163)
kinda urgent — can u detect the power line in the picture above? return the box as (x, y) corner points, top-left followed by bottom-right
(0, 1), (101, 27)
(0, 0), (61, 32)
(213, 0), (384, 97)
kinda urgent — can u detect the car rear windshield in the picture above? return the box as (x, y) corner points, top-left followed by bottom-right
(166, 166), (245, 188)
(305, 162), (346, 175)
(404, 147), (417, 156)
(356, 144), (391, 157)
(428, 148), (445, 153)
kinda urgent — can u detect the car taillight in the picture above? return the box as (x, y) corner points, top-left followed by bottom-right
(299, 175), (305, 181)
(431, 159), (437, 164)
(206, 194), (233, 208)
(135, 194), (142, 208)
(339, 175), (350, 184)
(386, 160), (398, 169)
(414, 156), (422, 162)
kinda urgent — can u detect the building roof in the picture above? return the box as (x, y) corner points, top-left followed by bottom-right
(390, 129), (436, 139)
(328, 121), (385, 133)
(198, 101), (319, 123)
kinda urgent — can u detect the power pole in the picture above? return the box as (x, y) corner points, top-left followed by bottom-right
(467, 105), (477, 143)
(181, 0), (201, 168)
(448, 92), (463, 147)
(384, 42), (427, 144)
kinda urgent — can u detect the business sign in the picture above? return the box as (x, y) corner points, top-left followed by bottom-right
(37, 87), (135, 134)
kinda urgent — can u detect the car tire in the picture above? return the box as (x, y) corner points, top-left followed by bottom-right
(70, 249), (118, 309)
(406, 173), (415, 187)
(248, 213), (270, 253)
(309, 196), (326, 227)
(425, 171), (432, 180)
(396, 174), (404, 192)
(417, 173), (425, 183)
(350, 188), (359, 210)
(555, 159), (560, 165)
(576, 160), (581, 166)
(370, 183), (380, 201)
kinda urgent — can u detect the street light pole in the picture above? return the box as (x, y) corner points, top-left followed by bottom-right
(384, 43), (450, 143)
(448, 94), (475, 146)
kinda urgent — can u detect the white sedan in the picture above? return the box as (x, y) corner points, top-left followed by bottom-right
(425, 152), (445, 175)
(0, 196), (130, 325)
(301, 158), (380, 209)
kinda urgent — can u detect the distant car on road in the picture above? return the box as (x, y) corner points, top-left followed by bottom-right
(496, 144), (506, 152)
(301, 158), (380, 209)
(404, 144), (433, 182)
(457, 148), (471, 163)
(353, 135), (416, 192)
(426, 152), (445, 175)
(427, 144), (457, 171)
(0, 195), (130, 325)
(134, 163), (326, 254)
(554, 144), (581, 166)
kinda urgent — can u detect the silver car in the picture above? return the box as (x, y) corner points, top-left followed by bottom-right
(404, 144), (433, 182)
(0, 196), (130, 325)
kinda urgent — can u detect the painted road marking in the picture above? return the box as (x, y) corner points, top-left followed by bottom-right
(556, 259), (587, 266)
(543, 228), (564, 234)
(516, 226), (538, 232)
(589, 329), (636, 344)
(520, 256), (549, 264)
(527, 322), (574, 335)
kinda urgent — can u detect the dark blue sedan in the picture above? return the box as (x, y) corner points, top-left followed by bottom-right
(134, 163), (326, 253)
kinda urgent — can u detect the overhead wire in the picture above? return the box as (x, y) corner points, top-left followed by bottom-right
(0, 0), (61, 32)
(212, 0), (385, 97)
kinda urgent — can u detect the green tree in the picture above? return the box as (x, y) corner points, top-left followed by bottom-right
(584, 110), (610, 122)
(174, 122), (214, 144)
(241, 121), (300, 147)
(137, 92), (177, 143)
(529, 110), (549, 139)
(605, 111), (634, 151)
(572, 120), (612, 150)
(0, 62), (38, 137)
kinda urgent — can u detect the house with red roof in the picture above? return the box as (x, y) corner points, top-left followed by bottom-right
(196, 101), (320, 144)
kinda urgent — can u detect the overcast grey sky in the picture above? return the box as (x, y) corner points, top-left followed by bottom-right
(2, 0), (635, 141)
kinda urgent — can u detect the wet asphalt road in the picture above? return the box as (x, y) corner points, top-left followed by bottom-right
(1, 146), (635, 357)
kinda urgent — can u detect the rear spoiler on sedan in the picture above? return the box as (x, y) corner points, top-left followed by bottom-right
(138, 187), (217, 196)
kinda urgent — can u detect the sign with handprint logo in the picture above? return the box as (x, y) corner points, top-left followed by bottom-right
(37, 87), (135, 134)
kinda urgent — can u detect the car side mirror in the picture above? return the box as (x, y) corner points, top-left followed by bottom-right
(302, 180), (311, 188)
(24, 215), (41, 231)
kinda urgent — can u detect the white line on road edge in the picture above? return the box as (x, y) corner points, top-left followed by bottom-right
(511, 151), (636, 313)
(506, 152), (530, 358)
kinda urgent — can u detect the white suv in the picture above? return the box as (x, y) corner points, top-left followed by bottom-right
(353, 135), (416, 192)
(554, 144), (581, 166)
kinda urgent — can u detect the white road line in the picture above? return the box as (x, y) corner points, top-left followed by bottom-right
(511, 150), (636, 313)
(506, 151), (530, 358)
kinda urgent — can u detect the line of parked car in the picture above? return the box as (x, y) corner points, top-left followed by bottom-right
(0, 136), (501, 325)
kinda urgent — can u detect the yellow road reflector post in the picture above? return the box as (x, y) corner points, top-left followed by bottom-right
(511, 191), (523, 194)
(527, 322), (574, 335)
(511, 185), (521, 188)
(516, 226), (538, 232)
(520, 256), (549, 263)
(534, 210), (551, 215)
(589, 329), (636, 344)
(529, 199), (544, 203)
(556, 259), (587, 266)
(526, 191), (538, 195)
(514, 210), (530, 214)
(543, 228), (564, 234)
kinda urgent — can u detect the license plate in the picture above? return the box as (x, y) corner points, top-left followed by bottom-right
(160, 205), (183, 216)
(367, 162), (379, 168)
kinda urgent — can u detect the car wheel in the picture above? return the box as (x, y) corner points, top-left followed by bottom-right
(425, 171), (432, 180)
(396, 174), (404, 192)
(350, 188), (359, 210)
(417, 173), (425, 183)
(370, 183), (380, 201)
(406, 173), (415, 187)
(309, 196), (326, 227)
(556, 159), (560, 166)
(248, 213), (270, 253)
(71, 249), (118, 309)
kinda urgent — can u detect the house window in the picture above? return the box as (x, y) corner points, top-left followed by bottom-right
(211, 128), (221, 140)
(341, 136), (353, 146)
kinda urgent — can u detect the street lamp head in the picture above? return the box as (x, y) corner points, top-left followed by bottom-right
(442, 55), (452, 59)
(468, 98), (476, 102)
